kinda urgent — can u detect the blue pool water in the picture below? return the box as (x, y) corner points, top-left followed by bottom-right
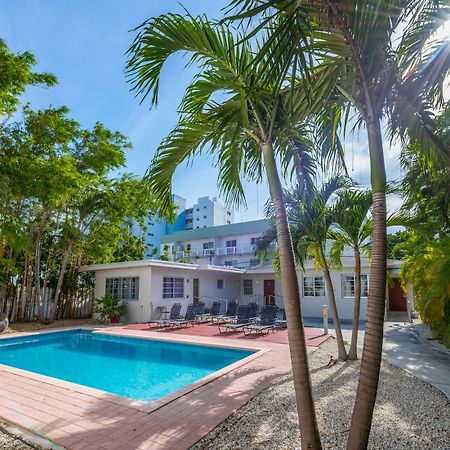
(0, 330), (253, 401)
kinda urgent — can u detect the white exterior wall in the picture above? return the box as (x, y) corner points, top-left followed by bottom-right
(241, 257), (370, 321)
(93, 262), (243, 323)
(94, 266), (152, 324)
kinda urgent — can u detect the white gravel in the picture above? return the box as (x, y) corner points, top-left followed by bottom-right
(0, 424), (40, 450)
(194, 339), (450, 449)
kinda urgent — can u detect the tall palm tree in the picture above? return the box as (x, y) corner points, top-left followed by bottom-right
(224, 2), (450, 447)
(258, 176), (351, 360)
(126, 14), (333, 448)
(329, 189), (372, 360)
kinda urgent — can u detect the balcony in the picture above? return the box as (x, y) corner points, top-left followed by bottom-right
(215, 246), (255, 256)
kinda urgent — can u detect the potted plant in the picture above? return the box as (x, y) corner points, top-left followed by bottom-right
(93, 292), (127, 324)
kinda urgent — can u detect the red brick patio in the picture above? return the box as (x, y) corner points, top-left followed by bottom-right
(0, 325), (329, 450)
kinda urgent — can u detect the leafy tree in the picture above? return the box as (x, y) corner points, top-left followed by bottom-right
(330, 189), (372, 359)
(386, 230), (411, 260)
(224, 2), (450, 446)
(125, 14), (337, 446)
(395, 106), (450, 346)
(0, 40), (57, 118)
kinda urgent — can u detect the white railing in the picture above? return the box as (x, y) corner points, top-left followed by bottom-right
(215, 246), (254, 256)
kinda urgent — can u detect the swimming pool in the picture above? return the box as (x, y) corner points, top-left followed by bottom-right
(0, 330), (253, 401)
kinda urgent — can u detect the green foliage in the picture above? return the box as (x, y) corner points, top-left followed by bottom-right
(401, 237), (450, 347)
(397, 106), (450, 346)
(387, 230), (412, 259)
(93, 292), (127, 322)
(0, 40), (57, 117)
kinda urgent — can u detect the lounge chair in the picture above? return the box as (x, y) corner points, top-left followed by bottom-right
(197, 300), (222, 322)
(243, 305), (278, 336)
(213, 300), (238, 323)
(194, 302), (207, 322)
(165, 304), (197, 329)
(217, 304), (251, 333)
(147, 303), (182, 328)
(248, 302), (258, 320)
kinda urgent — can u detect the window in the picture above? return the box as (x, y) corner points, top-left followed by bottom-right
(203, 215), (207, 219)
(186, 244), (191, 251)
(303, 276), (325, 297)
(196, 218), (199, 221)
(250, 237), (257, 245)
(217, 279), (224, 289)
(196, 208), (200, 211)
(203, 241), (214, 255)
(163, 277), (184, 299)
(105, 277), (139, 301)
(227, 211), (231, 216)
(243, 279), (253, 295)
(341, 275), (368, 298)
(204, 205), (207, 209)
(227, 220), (231, 224)
(226, 240), (237, 254)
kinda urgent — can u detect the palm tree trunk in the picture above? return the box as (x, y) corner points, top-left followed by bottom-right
(347, 118), (387, 449)
(322, 263), (348, 360)
(348, 248), (361, 360)
(262, 142), (321, 450)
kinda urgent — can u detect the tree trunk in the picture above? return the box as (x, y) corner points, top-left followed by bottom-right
(47, 239), (74, 323)
(347, 118), (387, 449)
(322, 263), (347, 360)
(35, 211), (49, 322)
(262, 142), (321, 449)
(348, 248), (361, 360)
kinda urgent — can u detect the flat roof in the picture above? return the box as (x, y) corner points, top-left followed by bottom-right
(82, 259), (245, 273)
(161, 219), (269, 243)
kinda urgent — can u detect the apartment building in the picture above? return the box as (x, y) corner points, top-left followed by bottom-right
(160, 219), (271, 268)
(184, 196), (234, 230)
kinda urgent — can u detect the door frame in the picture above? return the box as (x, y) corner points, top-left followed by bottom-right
(263, 279), (276, 305)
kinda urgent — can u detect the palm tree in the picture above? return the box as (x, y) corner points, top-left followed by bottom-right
(329, 189), (372, 360)
(258, 176), (351, 359)
(224, 2), (450, 447)
(126, 14), (330, 448)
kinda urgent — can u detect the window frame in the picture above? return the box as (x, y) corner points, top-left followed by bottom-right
(162, 277), (185, 299)
(243, 279), (253, 296)
(302, 276), (325, 298)
(217, 279), (224, 289)
(341, 274), (369, 298)
(105, 276), (140, 301)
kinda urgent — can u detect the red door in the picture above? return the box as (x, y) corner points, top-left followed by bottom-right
(264, 279), (275, 305)
(388, 278), (407, 311)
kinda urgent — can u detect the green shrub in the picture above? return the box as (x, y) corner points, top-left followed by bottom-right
(93, 292), (127, 322)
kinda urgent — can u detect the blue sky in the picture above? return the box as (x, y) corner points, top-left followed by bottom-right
(1, 1), (409, 221)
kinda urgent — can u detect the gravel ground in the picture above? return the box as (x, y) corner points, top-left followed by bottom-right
(2, 318), (98, 335)
(194, 339), (450, 450)
(0, 424), (40, 450)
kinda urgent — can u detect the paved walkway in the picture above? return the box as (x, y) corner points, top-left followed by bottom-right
(124, 322), (330, 347)
(383, 322), (450, 399)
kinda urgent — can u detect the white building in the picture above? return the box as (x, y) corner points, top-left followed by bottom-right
(161, 219), (270, 268)
(185, 196), (234, 230)
(84, 257), (412, 324)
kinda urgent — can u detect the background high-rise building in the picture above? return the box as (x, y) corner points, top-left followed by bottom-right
(133, 195), (235, 258)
